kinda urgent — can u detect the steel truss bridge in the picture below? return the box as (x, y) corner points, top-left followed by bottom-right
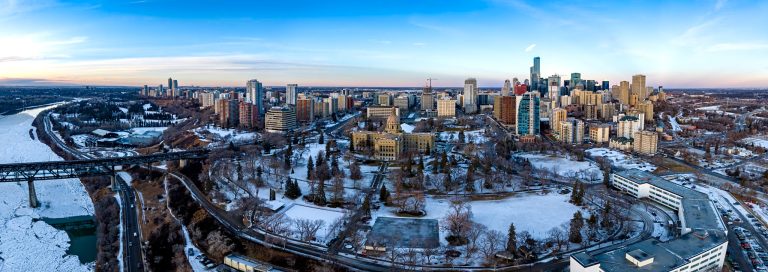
(0, 150), (207, 183)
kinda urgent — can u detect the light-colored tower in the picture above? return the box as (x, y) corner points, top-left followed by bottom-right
(619, 81), (630, 105)
(286, 84), (298, 105)
(247, 79), (264, 115)
(631, 74), (646, 100)
(502, 79), (511, 96)
(463, 78), (478, 113)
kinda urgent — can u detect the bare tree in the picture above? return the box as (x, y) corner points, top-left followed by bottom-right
(466, 223), (487, 259)
(441, 200), (473, 245)
(293, 219), (324, 242)
(480, 229), (505, 266)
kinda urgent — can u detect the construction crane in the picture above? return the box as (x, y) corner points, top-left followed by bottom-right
(426, 77), (438, 88)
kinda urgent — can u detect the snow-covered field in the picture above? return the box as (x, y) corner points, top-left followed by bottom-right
(280, 204), (346, 243)
(587, 148), (657, 172)
(518, 153), (602, 182)
(194, 126), (258, 144)
(0, 105), (94, 271)
(400, 124), (415, 133)
(741, 137), (768, 149)
(374, 192), (582, 240)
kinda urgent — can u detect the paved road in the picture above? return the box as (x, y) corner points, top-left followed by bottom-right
(44, 113), (145, 272)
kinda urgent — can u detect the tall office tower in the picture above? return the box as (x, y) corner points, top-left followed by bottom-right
(247, 79), (264, 115)
(172, 79), (178, 91)
(463, 78), (478, 113)
(530, 57), (541, 91)
(631, 74), (647, 100)
(516, 91), (540, 136)
(493, 96), (516, 125)
(559, 118), (584, 144)
(158, 84), (164, 96)
(547, 75), (561, 103)
(601, 81), (610, 91)
(286, 84), (298, 105)
(378, 93), (392, 106)
(238, 101), (259, 130)
(167, 78), (173, 92)
(264, 107), (297, 133)
(619, 80), (630, 105)
(570, 73), (582, 89)
(586, 80), (596, 92)
(296, 97), (315, 123)
(502, 79), (511, 96)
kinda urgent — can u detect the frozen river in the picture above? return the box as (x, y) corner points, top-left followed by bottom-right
(0, 105), (94, 271)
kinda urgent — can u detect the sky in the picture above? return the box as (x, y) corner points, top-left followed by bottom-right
(0, 0), (767, 88)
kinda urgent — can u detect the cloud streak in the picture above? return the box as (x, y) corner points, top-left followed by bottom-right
(525, 44), (536, 52)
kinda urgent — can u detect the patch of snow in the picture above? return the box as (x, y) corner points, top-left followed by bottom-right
(517, 153), (603, 182)
(400, 124), (415, 133)
(587, 148), (657, 172)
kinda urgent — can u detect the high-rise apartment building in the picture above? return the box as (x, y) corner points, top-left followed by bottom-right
(437, 99), (456, 117)
(638, 100), (654, 122)
(551, 107), (567, 137)
(516, 91), (540, 136)
(570, 73), (582, 89)
(238, 101), (259, 130)
(367, 106), (400, 121)
(633, 130), (658, 155)
(378, 93), (392, 106)
(264, 107), (297, 133)
(286, 84), (298, 105)
(247, 79), (264, 115)
(199, 92), (217, 108)
(493, 96), (516, 125)
(617, 115), (642, 138)
(589, 124), (611, 143)
(217, 99), (239, 128)
(463, 78), (478, 113)
(296, 97), (315, 123)
(559, 118), (584, 144)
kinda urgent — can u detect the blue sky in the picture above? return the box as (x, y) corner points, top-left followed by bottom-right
(0, 0), (767, 88)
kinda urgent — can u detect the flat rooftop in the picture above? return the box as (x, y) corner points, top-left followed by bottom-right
(574, 170), (727, 272)
(365, 217), (439, 249)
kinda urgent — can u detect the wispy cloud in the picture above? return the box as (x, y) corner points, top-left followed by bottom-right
(413, 42), (426, 47)
(704, 42), (768, 52)
(714, 0), (728, 11)
(672, 18), (721, 46)
(525, 44), (536, 52)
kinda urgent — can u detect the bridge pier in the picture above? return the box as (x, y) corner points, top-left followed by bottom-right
(28, 177), (39, 208)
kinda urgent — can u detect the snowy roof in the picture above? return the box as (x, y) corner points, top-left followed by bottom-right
(91, 129), (111, 137)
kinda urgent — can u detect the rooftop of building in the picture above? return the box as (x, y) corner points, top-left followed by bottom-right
(620, 115), (639, 121)
(574, 170), (727, 271)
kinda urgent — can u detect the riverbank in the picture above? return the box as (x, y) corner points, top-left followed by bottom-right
(0, 105), (95, 271)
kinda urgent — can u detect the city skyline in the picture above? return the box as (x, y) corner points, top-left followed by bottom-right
(1, 0), (767, 88)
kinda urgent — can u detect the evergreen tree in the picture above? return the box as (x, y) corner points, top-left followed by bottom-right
(307, 156), (315, 181)
(316, 179), (327, 206)
(318, 131), (324, 144)
(465, 163), (475, 192)
(425, 143), (431, 155)
(506, 223), (517, 255)
(458, 129), (466, 143)
(601, 202), (613, 229)
(569, 211), (584, 243)
(431, 158), (438, 174)
(379, 185), (390, 205)
(570, 181), (581, 205)
(587, 213), (598, 229)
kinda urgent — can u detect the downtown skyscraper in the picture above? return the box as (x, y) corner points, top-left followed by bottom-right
(530, 57), (540, 92)
(247, 79), (264, 115)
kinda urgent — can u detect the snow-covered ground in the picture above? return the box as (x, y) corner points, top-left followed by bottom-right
(0, 105), (94, 271)
(129, 127), (168, 134)
(373, 192), (582, 240)
(587, 148), (657, 172)
(517, 153), (603, 182)
(741, 136), (768, 149)
(400, 124), (415, 133)
(194, 126), (257, 144)
(439, 129), (487, 144)
(279, 204), (346, 243)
